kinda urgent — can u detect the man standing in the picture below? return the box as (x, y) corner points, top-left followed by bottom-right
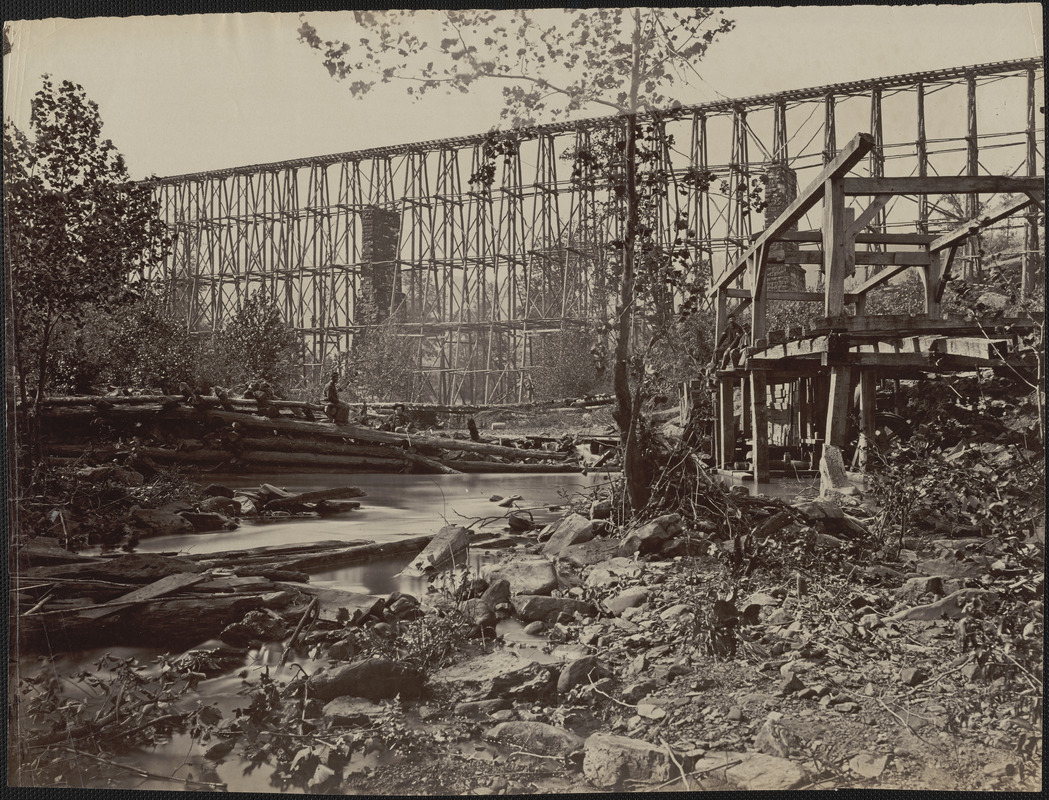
(324, 371), (351, 424)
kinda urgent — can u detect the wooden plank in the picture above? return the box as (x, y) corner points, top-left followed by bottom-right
(928, 195), (1035, 252)
(852, 263), (912, 295)
(939, 337), (1010, 359)
(750, 371), (770, 483)
(78, 572), (207, 620)
(845, 193), (893, 238)
(842, 175), (1044, 196)
(856, 371), (877, 470)
(709, 132), (875, 295)
(750, 335), (830, 360)
(824, 366), (852, 448)
(718, 377), (735, 468)
(824, 175), (847, 316)
(768, 250), (929, 266)
(725, 288), (862, 304)
(770, 230), (935, 246)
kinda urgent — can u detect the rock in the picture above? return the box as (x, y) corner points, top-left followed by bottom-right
(218, 609), (289, 648)
(604, 586), (649, 616)
(462, 597), (498, 630)
(203, 483), (236, 498)
(512, 595), (596, 623)
(637, 703), (666, 720)
(557, 656), (609, 695)
(179, 511), (238, 533)
(590, 500), (612, 520)
(129, 507), (195, 537)
(976, 290), (1010, 310)
(849, 751), (889, 779)
(540, 514), (595, 557)
(507, 512), (534, 532)
(819, 445), (859, 497)
(621, 679), (663, 704)
(523, 621), (546, 635)
(455, 698), (511, 717)
(198, 496), (241, 515)
(726, 753), (809, 791)
(77, 465), (144, 486)
(618, 514), (682, 556)
(792, 500), (866, 537)
(480, 578), (511, 608)
(584, 557), (643, 588)
(899, 667), (927, 686)
(916, 557), (982, 579)
(777, 673), (805, 696)
(308, 658), (425, 703)
(486, 721), (583, 757)
(482, 555), (559, 596)
(659, 603), (693, 621)
(232, 495), (257, 515)
(883, 588), (994, 623)
(753, 714), (803, 758)
(386, 593), (422, 621)
(432, 650), (553, 702)
(582, 733), (672, 790)
(896, 576), (944, 603)
(322, 696), (383, 726)
(327, 638), (357, 661)
(561, 538), (622, 568)
(399, 525), (470, 577)
(726, 706), (744, 721)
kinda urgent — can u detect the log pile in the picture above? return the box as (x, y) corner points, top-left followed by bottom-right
(33, 394), (604, 475)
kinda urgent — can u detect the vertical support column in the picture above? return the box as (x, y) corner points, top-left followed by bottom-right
(772, 99), (789, 165)
(1023, 67), (1043, 297)
(823, 176), (846, 317)
(916, 81), (929, 234)
(965, 73), (982, 281)
(742, 377), (751, 439)
(921, 250), (942, 319)
(690, 112), (713, 283)
(718, 376), (735, 468)
(750, 370), (770, 483)
(856, 370), (876, 470)
(822, 93), (837, 165)
(825, 365), (851, 450)
(728, 106), (751, 262)
(867, 88), (885, 279)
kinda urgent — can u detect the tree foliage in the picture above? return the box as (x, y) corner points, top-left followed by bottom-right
(214, 289), (303, 394)
(4, 76), (169, 405)
(299, 9), (734, 508)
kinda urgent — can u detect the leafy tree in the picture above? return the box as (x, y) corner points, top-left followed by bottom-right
(298, 8), (734, 508)
(4, 77), (169, 408)
(215, 289), (302, 394)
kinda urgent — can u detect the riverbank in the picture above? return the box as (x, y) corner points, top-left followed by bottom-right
(10, 461), (1043, 793)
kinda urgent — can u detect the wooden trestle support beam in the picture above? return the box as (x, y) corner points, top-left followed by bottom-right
(143, 59), (1042, 405)
(709, 130), (1044, 484)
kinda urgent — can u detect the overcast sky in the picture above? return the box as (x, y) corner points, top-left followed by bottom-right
(3, 5), (1043, 179)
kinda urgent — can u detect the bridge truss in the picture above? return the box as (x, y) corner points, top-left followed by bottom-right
(146, 58), (1043, 405)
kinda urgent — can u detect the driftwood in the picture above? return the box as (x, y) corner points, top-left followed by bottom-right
(78, 572), (208, 620)
(450, 460), (583, 474)
(262, 485), (367, 512)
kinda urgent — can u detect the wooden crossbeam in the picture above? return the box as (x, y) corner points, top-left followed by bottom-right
(769, 230), (935, 245)
(725, 288), (861, 303)
(928, 195), (1036, 252)
(710, 132), (875, 296)
(852, 263), (913, 295)
(767, 250), (929, 266)
(845, 194), (893, 238)
(842, 176), (1044, 196)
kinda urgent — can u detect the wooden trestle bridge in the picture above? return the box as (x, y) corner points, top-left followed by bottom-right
(709, 132), (1044, 483)
(144, 57), (1044, 405)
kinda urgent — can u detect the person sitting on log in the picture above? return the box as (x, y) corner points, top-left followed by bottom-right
(323, 371), (351, 424)
(250, 381), (281, 418)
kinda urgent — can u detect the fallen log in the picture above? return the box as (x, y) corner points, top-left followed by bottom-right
(274, 583), (384, 624)
(77, 572), (208, 620)
(262, 485), (367, 512)
(450, 460), (584, 474)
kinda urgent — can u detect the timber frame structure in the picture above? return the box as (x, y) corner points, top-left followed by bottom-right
(709, 132), (1045, 483)
(143, 58), (1044, 405)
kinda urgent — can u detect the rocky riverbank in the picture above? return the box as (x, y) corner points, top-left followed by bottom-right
(11, 473), (1043, 793)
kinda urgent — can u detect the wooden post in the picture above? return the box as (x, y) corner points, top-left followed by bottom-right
(843, 207), (857, 280)
(922, 251), (942, 319)
(856, 370), (877, 470)
(825, 366), (851, 449)
(742, 376), (752, 439)
(718, 376), (735, 468)
(750, 370), (770, 483)
(823, 176), (847, 317)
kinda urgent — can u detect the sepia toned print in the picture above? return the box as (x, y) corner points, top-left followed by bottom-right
(4, 6), (1044, 793)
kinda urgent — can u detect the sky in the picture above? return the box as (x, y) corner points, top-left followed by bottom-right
(2, 5), (1043, 180)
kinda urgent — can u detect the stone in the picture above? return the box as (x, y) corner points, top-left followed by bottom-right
(590, 500), (612, 520)
(129, 507), (195, 537)
(179, 511), (238, 533)
(512, 595), (596, 623)
(557, 656), (609, 695)
(621, 679), (663, 704)
(605, 586), (650, 616)
(618, 514), (682, 556)
(899, 667), (927, 686)
(849, 751), (889, 779)
(507, 512), (534, 532)
(660, 603), (693, 621)
(77, 465), (144, 486)
(916, 557), (982, 579)
(203, 483), (236, 498)
(322, 696), (383, 726)
(480, 578), (511, 608)
(540, 513), (595, 557)
(486, 721), (583, 757)
(482, 555), (559, 596)
(777, 673), (805, 696)
(199, 496), (241, 515)
(753, 714), (803, 759)
(462, 597), (498, 630)
(636, 703), (666, 720)
(398, 524), (470, 576)
(308, 658), (425, 703)
(219, 609), (289, 648)
(585, 557), (643, 588)
(819, 445), (859, 497)
(883, 588), (994, 623)
(582, 733), (672, 790)
(455, 698), (511, 717)
(233, 496), (257, 515)
(431, 650), (554, 702)
(327, 638), (357, 661)
(726, 753), (810, 791)
(896, 576), (944, 604)
(523, 620), (546, 635)
(561, 538), (622, 568)
(727, 706), (744, 721)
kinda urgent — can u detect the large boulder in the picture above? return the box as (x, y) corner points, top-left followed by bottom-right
(431, 649), (555, 702)
(129, 507), (195, 537)
(557, 655), (611, 695)
(486, 721), (583, 757)
(540, 514), (595, 557)
(584, 557), (643, 589)
(179, 511), (238, 533)
(511, 595), (597, 624)
(583, 733), (672, 790)
(322, 697), (384, 726)
(725, 753), (810, 791)
(199, 496), (241, 516)
(482, 555), (559, 596)
(561, 538), (622, 568)
(398, 525), (470, 577)
(618, 514), (682, 556)
(308, 658), (425, 703)
(604, 586), (650, 616)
